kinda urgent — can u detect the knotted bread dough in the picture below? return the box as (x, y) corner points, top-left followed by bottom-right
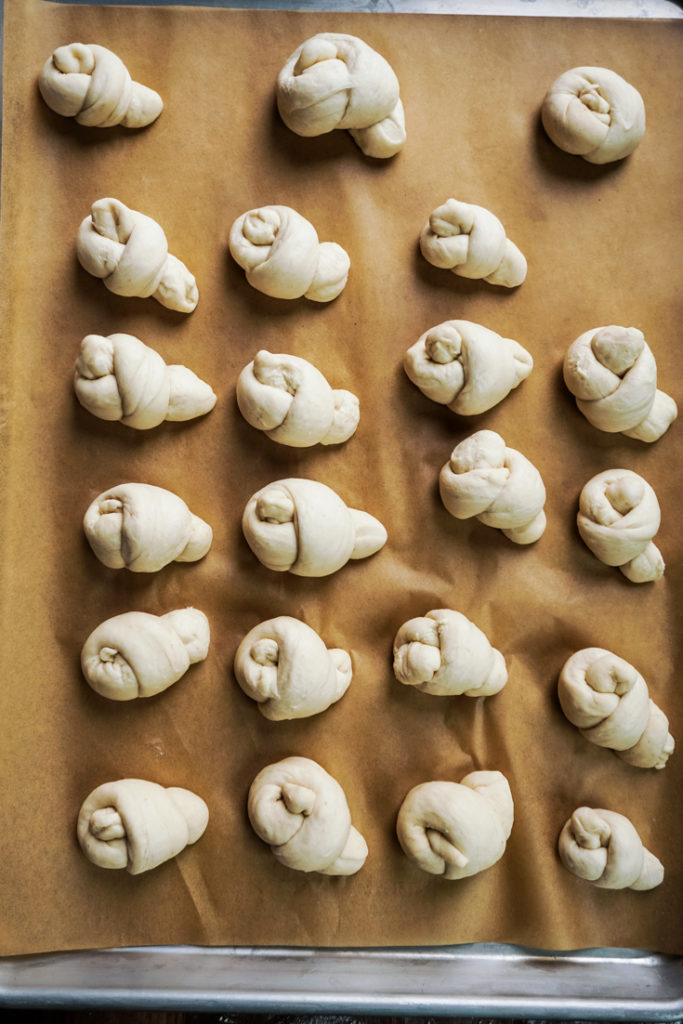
(276, 32), (406, 159)
(74, 333), (216, 429)
(38, 43), (162, 128)
(396, 771), (514, 880)
(236, 350), (359, 447)
(393, 609), (507, 698)
(82, 608), (210, 701)
(229, 205), (349, 302)
(242, 477), (387, 577)
(248, 756), (368, 875)
(563, 325), (677, 442)
(404, 319), (533, 416)
(558, 648), (674, 770)
(77, 779), (209, 874)
(558, 807), (663, 890)
(577, 469), (664, 583)
(541, 66), (645, 164)
(420, 199), (526, 288)
(439, 430), (546, 544)
(234, 616), (352, 720)
(83, 482), (212, 572)
(77, 198), (198, 313)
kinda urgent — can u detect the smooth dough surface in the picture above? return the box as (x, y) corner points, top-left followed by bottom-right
(541, 66), (645, 164)
(77, 778), (209, 874)
(74, 333), (216, 429)
(248, 756), (368, 874)
(419, 199), (526, 288)
(396, 771), (514, 880)
(234, 616), (352, 720)
(558, 807), (663, 889)
(439, 429), (546, 544)
(83, 482), (212, 572)
(77, 197), (198, 312)
(276, 32), (406, 158)
(236, 350), (358, 446)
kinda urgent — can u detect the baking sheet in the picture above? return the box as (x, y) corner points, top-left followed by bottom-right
(1, 0), (681, 958)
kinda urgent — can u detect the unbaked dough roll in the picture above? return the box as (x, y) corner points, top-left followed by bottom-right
(234, 616), (352, 720)
(393, 609), (507, 697)
(396, 771), (514, 880)
(419, 199), (526, 288)
(74, 333), (216, 429)
(229, 206), (349, 302)
(77, 779), (208, 874)
(38, 43), (163, 128)
(558, 807), (663, 890)
(541, 66), (645, 164)
(236, 350), (358, 446)
(439, 430), (546, 544)
(82, 608), (210, 701)
(563, 326), (677, 442)
(276, 32), (406, 158)
(248, 756), (368, 875)
(558, 648), (674, 770)
(242, 477), (386, 577)
(404, 319), (533, 415)
(83, 482), (212, 572)
(577, 469), (664, 583)
(77, 198), (198, 313)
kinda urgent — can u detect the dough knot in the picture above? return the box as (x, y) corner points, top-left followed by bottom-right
(396, 771), (514, 880)
(38, 43), (163, 128)
(229, 205), (349, 302)
(276, 32), (406, 158)
(419, 199), (526, 288)
(393, 609), (507, 697)
(558, 807), (663, 889)
(236, 350), (359, 446)
(77, 778), (209, 874)
(77, 198), (198, 312)
(404, 319), (533, 415)
(439, 429), (546, 544)
(248, 756), (368, 874)
(577, 469), (664, 582)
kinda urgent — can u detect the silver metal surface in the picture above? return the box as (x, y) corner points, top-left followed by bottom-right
(1, 943), (682, 1017)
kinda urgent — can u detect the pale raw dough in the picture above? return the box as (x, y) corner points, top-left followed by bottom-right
(404, 320), (533, 415)
(419, 199), (526, 288)
(82, 608), (210, 701)
(577, 468), (664, 582)
(74, 333), (216, 429)
(439, 430), (546, 544)
(236, 350), (358, 447)
(558, 807), (663, 890)
(541, 66), (645, 164)
(396, 771), (514, 880)
(234, 616), (351, 720)
(276, 32), (406, 159)
(242, 477), (386, 577)
(558, 648), (674, 770)
(77, 198), (198, 313)
(229, 206), (349, 302)
(393, 609), (507, 697)
(247, 756), (368, 875)
(83, 482), (212, 572)
(563, 326), (677, 442)
(77, 778), (209, 874)
(38, 43), (163, 128)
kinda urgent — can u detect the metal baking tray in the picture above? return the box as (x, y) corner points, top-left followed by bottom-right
(1, 0), (681, 1016)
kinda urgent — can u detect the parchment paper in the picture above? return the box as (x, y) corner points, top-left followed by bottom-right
(1, 0), (681, 957)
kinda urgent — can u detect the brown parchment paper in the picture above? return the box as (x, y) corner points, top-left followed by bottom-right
(1, 0), (681, 958)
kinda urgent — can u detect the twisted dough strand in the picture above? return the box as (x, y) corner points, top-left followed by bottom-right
(39, 43), (162, 128)
(420, 199), (526, 288)
(74, 333), (216, 429)
(558, 807), (663, 890)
